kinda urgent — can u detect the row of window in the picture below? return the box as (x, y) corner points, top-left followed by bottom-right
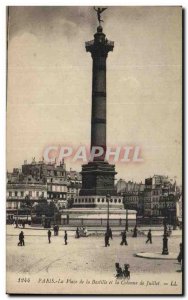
(152, 197), (160, 202)
(67, 188), (78, 193)
(8, 191), (45, 197)
(125, 197), (138, 201)
(47, 171), (65, 177)
(145, 202), (176, 209)
(152, 190), (160, 196)
(48, 193), (66, 199)
(75, 198), (122, 204)
(159, 203), (176, 208)
(48, 185), (67, 192)
(47, 178), (65, 183)
(6, 202), (18, 209)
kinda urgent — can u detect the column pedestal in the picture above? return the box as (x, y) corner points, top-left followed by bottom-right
(80, 161), (117, 196)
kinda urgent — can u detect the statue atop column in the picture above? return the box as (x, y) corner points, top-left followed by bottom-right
(94, 7), (107, 26)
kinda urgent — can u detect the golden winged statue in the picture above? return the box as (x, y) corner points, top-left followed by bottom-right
(94, 7), (107, 25)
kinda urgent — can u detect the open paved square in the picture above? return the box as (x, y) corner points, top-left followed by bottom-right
(7, 226), (182, 275)
(6, 226), (182, 294)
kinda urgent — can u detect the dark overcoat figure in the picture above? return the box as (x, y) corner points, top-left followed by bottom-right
(123, 264), (130, 279)
(64, 231), (68, 245)
(18, 231), (25, 246)
(177, 243), (182, 264)
(146, 229), (152, 244)
(76, 227), (80, 238)
(115, 263), (123, 278)
(120, 231), (128, 246)
(54, 225), (58, 236)
(48, 230), (51, 243)
(132, 225), (137, 238)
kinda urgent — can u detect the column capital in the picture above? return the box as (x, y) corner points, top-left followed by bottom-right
(85, 28), (114, 57)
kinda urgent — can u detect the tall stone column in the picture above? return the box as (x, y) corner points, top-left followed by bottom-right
(79, 25), (117, 197)
(86, 25), (114, 160)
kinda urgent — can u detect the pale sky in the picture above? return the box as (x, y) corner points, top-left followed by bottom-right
(7, 6), (182, 183)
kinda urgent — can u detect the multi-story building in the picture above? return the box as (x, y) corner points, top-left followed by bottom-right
(6, 160), (83, 217)
(21, 158), (66, 182)
(7, 168), (21, 183)
(143, 175), (181, 224)
(66, 169), (82, 201)
(117, 179), (144, 214)
(21, 159), (68, 208)
(47, 176), (68, 210)
(117, 176), (181, 224)
(6, 175), (47, 221)
(143, 176), (162, 216)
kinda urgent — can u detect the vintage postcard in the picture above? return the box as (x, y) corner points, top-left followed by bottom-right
(6, 6), (183, 295)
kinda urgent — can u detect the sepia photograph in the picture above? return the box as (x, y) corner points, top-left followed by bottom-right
(6, 6), (183, 295)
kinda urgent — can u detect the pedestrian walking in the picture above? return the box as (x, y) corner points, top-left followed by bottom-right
(120, 230), (128, 246)
(64, 230), (68, 245)
(48, 229), (51, 244)
(177, 242), (182, 270)
(105, 231), (110, 247)
(146, 229), (152, 244)
(18, 231), (25, 246)
(132, 225), (137, 238)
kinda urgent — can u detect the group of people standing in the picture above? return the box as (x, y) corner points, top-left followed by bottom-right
(104, 226), (153, 247)
(115, 263), (130, 279)
(104, 225), (138, 247)
(75, 226), (88, 238)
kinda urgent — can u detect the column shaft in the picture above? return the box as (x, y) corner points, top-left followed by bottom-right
(91, 56), (107, 157)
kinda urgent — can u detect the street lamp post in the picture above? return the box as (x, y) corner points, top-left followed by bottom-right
(25, 195), (32, 225)
(106, 194), (110, 231)
(125, 206), (128, 231)
(16, 201), (19, 228)
(162, 195), (169, 255)
(54, 206), (56, 225)
(124, 196), (128, 231)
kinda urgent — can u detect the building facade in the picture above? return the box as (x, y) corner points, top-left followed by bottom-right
(143, 175), (181, 224)
(117, 179), (144, 214)
(66, 169), (82, 201)
(6, 180), (47, 221)
(6, 160), (83, 219)
(117, 176), (182, 224)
